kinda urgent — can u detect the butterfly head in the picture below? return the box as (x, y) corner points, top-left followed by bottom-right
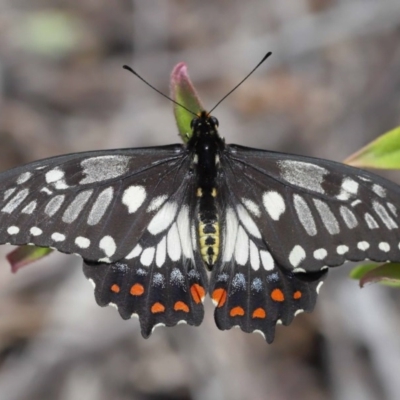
(190, 111), (219, 137)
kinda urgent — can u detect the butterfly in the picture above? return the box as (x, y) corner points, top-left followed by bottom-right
(1, 71), (400, 343)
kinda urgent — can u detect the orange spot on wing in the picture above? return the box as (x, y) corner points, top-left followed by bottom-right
(130, 283), (144, 296)
(212, 288), (227, 307)
(252, 308), (266, 319)
(151, 302), (165, 314)
(190, 283), (206, 304)
(271, 288), (285, 302)
(293, 290), (302, 300)
(174, 301), (189, 313)
(230, 306), (245, 317)
(111, 284), (120, 293)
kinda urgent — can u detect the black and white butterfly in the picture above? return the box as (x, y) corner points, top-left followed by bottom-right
(0, 108), (399, 342)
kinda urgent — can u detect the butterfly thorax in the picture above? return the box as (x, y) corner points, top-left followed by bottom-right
(188, 112), (224, 269)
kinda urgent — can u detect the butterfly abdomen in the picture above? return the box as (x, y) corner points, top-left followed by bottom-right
(198, 191), (220, 268)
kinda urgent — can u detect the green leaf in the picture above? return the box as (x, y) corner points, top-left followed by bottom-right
(170, 63), (204, 143)
(350, 262), (400, 288)
(344, 126), (400, 169)
(7, 246), (53, 273)
(349, 263), (380, 280)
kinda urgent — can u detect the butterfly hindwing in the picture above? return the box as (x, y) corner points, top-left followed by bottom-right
(211, 258), (327, 343)
(82, 184), (208, 336)
(210, 189), (327, 342)
(83, 255), (207, 337)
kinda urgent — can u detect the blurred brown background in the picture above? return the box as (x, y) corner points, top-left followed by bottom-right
(1, 1), (400, 399)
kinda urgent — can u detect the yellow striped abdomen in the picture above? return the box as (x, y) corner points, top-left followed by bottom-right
(199, 220), (220, 267)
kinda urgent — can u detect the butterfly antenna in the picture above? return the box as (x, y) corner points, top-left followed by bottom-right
(208, 52), (272, 114)
(123, 65), (197, 117)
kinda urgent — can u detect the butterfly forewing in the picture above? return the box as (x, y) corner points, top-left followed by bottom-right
(0, 145), (186, 260)
(221, 145), (400, 273)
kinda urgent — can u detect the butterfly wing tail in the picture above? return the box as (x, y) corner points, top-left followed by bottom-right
(210, 260), (327, 343)
(83, 258), (208, 338)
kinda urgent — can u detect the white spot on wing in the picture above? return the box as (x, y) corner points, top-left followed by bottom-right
(122, 185), (146, 214)
(251, 277), (263, 292)
(62, 190), (93, 223)
(152, 273), (165, 287)
(387, 202), (397, 217)
(293, 194), (317, 236)
(289, 245), (306, 267)
(372, 184), (386, 198)
(252, 330), (266, 340)
(234, 226), (249, 265)
(278, 160), (328, 194)
(191, 223), (197, 251)
(40, 188), (52, 195)
(313, 248), (327, 260)
(51, 232), (66, 242)
(140, 247), (155, 266)
(156, 236), (166, 267)
(313, 199), (340, 235)
(337, 178), (359, 200)
(364, 213), (379, 229)
(242, 198), (261, 217)
(373, 201), (398, 230)
(379, 242), (390, 252)
(2, 189), (29, 213)
(46, 169), (64, 183)
(176, 205), (193, 259)
(75, 236), (90, 248)
(170, 268), (185, 287)
(7, 226), (19, 235)
(99, 235), (116, 257)
(147, 195), (168, 212)
(4, 188), (16, 200)
(45, 195), (65, 217)
(249, 241), (260, 271)
(17, 172), (32, 184)
(336, 245), (349, 255)
(223, 207), (239, 262)
(87, 187), (113, 225)
(22, 200), (37, 214)
(30, 227), (42, 236)
(351, 199), (362, 207)
(316, 282), (324, 294)
(232, 273), (246, 291)
(147, 201), (178, 235)
(340, 206), (358, 229)
(236, 204), (262, 238)
(80, 155), (130, 184)
(260, 250), (274, 271)
(151, 323), (166, 333)
(167, 223), (181, 261)
(262, 191), (285, 221)
(125, 244), (142, 260)
(357, 241), (370, 251)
